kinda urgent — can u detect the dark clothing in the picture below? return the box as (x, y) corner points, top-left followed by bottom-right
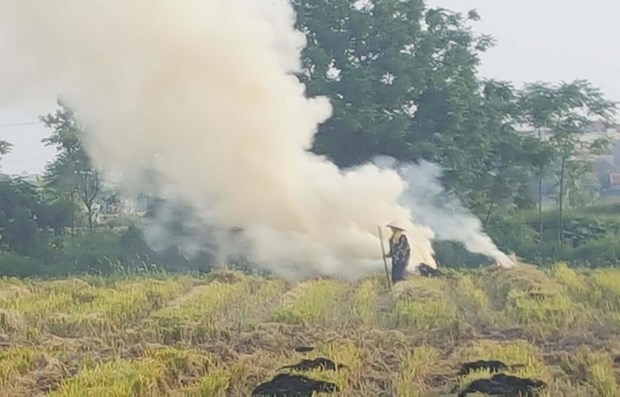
(387, 234), (410, 283)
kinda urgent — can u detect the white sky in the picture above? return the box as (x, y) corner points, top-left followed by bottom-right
(0, 0), (618, 175)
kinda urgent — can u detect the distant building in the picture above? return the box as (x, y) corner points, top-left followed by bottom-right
(6, 172), (43, 185)
(594, 142), (620, 199)
(601, 172), (620, 199)
(517, 119), (620, 201)
(593, 157), (620, 178)
(99, 193), (154, 219)
(587, 120), (620, 134)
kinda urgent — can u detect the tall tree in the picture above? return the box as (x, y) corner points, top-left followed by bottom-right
(519, 80), (617, 249)
(454, 80), (536, 221)
(293, 1), (493, 165)
(516, 86), (558, 243)
(293, 1), (535, 217)
(41, 99), (101, 232)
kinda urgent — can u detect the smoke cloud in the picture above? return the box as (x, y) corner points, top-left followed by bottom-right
(0, 0), (512, 279)
(374, 157), (515, 268)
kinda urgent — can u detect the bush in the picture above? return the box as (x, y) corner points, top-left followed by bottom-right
(0, 252), (42, 277)
(569, 235), (620, 267)
(433, 241), (491, 268)
(3, 201), (620, 279)
(43, 232), (125, 275)
(483, 205), (620, 267)
(0, 226), (219, 278)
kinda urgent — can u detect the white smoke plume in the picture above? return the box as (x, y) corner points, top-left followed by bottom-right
(374, 156), (515, 268)
(0, 0), (512, 278)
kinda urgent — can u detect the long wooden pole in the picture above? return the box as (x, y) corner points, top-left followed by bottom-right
(377, 226), (392, 290)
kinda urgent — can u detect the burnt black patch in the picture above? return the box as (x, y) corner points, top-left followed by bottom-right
(458, 373), (546, 397)
(279, 357), (347, 372)
(293, 346), (315, 353)
(252, 373), (339, 396)
(418, 263), (445, 278)
(457, 360), (510, 376)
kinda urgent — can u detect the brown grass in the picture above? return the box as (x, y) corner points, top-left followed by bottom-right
(0, 267), (618, 396)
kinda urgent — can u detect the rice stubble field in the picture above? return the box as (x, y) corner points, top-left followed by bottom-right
(0, 263), (620, 396)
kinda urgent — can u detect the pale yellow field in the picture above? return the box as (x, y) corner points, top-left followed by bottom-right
(0, 263), (619, 396)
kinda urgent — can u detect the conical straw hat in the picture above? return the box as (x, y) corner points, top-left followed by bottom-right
(386, 219), (407, 231)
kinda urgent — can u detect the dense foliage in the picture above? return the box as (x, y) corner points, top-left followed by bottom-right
(0, 0), (618, 276)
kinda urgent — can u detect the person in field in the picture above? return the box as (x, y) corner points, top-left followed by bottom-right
(384, 220), (411, 284)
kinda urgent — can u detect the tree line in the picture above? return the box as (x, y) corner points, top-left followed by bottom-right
(1, 0), (619, 276)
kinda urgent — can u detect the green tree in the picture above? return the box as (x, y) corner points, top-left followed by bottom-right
(564, 159), (599, 208)
(459, 80), (537, 222)
(518, 80), (617, 250)
(293, 1), (493, 165)
(0, 177), (43, 255)
(292, 1), (537, 219)
(41, 99), (101, 232)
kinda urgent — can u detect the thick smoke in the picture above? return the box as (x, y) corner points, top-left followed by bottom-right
(0, 0), (512, 279)
(374, 157), (515, 268)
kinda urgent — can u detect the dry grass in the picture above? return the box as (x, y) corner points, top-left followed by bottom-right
(0, 266), (618, 396)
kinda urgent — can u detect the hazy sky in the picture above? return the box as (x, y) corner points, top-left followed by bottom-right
(0, 0), (618, 175)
